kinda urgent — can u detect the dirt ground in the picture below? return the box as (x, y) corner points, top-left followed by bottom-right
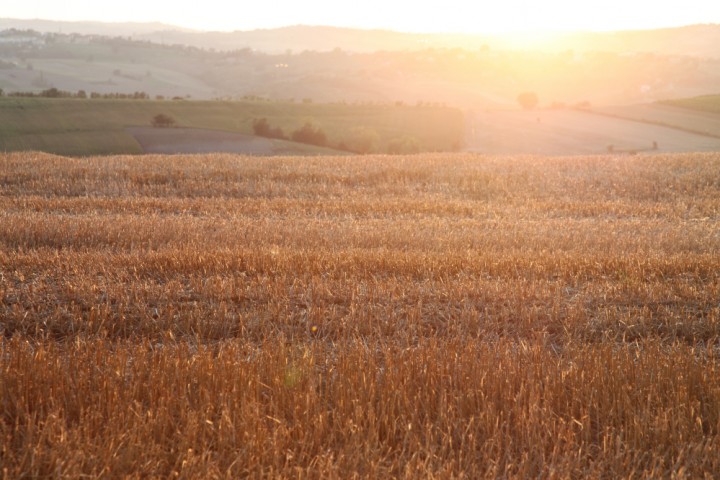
(466, 109), (720, 155)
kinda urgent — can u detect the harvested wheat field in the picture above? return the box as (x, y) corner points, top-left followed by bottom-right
(1, 151), (719, 478)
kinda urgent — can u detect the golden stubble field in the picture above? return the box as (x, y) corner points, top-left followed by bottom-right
(1, 151), (719, 478)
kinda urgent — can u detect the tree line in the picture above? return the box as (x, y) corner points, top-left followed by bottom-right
(0, 88), (189, 100)
(252, 117), (420, 154)
(252, 118), (327, 147)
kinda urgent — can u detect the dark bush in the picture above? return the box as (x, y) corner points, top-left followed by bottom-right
(517, 92), (539, 110)
(151, 114), (176, 128)
(291, 122), (327, 146)
(253, 118), (286, 139)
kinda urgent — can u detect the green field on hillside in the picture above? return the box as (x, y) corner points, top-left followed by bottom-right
(0, 97), (464, 156)
(661, 95), (720, 114)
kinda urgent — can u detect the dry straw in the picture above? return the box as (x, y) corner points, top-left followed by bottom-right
(1, 152), (719, 477)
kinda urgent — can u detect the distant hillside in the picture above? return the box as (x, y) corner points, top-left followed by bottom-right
(0, 97), (464, 156)
(660, 94), (720, 114)
(532, 24), (720, 59)
(2, 23), (720, 107)
(0, 18), (189, 37)
(136, 26), (494, 54)
(136, 24), (720, 57)
(2, 19), (719, 57)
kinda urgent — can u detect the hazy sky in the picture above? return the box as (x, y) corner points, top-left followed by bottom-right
(4, 0), (720, 33)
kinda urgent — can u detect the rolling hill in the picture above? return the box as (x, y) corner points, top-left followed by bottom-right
(0, 96), (464, 156)
(2, 22), (720, 107)
(4, 19), (720, 57)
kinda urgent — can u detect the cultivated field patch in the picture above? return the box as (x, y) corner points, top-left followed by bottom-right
(467, 109), (720, 155)
(598, 103), (720, 138)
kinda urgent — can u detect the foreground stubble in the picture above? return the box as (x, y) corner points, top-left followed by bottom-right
(1, 152), (719, 478)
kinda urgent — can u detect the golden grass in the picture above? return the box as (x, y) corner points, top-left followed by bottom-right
(1, 151), (719, 478)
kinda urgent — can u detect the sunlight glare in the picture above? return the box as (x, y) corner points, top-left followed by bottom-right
(4, 0), (720, 34)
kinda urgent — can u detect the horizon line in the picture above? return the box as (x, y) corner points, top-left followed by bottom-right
(2, 17), (719, 37)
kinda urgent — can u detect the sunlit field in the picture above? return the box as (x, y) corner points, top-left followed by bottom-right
(1, 152), (719, 477)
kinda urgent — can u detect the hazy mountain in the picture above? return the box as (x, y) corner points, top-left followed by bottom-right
(135, 25), (494, 53)
(0, 18), (192, 37)
(136, 24), (720, 57)
(2, 18), (719, 57)
(529, 24), (720, 59)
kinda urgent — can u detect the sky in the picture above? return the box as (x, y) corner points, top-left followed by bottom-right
(4, 0), (720, 34)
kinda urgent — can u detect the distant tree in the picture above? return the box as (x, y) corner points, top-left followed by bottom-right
(291, 122), (326, 146)
(0, 88), (4, 97)
(41, 87), (61, 98)
(272, 126), (287, 139)
(517, 92), (539, 110)
(151, 113), (176, 128)
(76, 90), (87, 99)
(253, 118), (286, 139)
(252, 118), (272, 136)
(345, 126), (380, 154)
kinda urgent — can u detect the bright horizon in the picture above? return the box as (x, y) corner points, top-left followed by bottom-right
(4, 0), (720, 34)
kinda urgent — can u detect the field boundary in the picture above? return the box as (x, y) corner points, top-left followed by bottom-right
(585, 107), (720, 140)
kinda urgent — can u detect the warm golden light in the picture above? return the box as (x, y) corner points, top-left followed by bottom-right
(5, 0), (720, 33)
